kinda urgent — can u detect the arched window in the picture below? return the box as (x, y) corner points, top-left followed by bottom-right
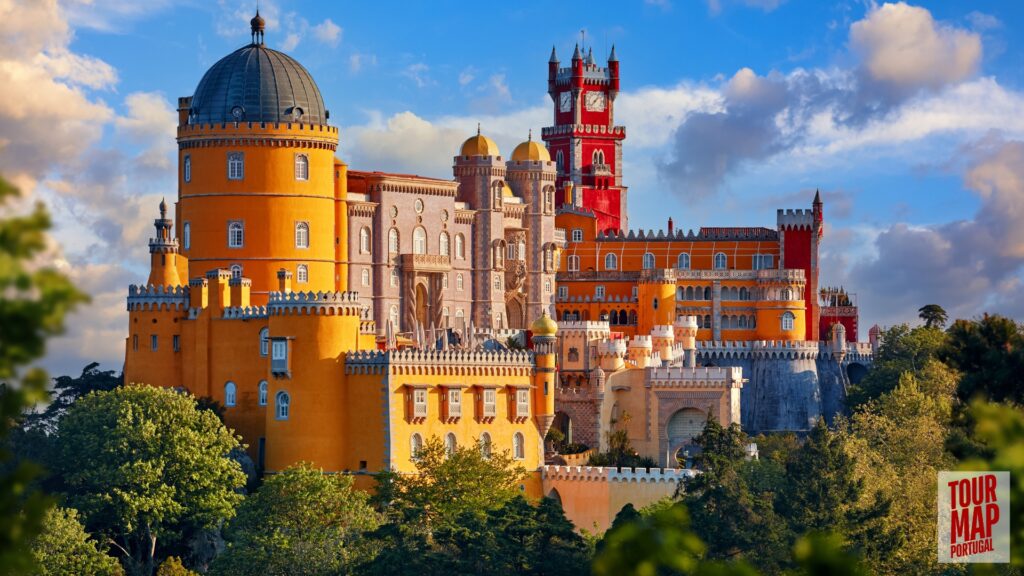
(389, 305), (400, 329)
(480, 432), (492, 458)
(227, 152), (244, 180)
(677, 287), (685, 300)
(555, 150), (564, 172)
(739, 316), (748, 329)
(361, 269), (370, 286)
(704, 314), (711, 328)
(442, 274), (449, 289)
(390, 268), (399, 287)
(296, 264), (308, 284)
(230, 264), (242, 279)
(567, 255), (580, 272)
(259, 328), (269, 356)
(704, 286), (712, 300)
(571, 229), (583, 242)
(456, 273), (464, 291)
(388, 228), (400, 253)
(714, 252), (727, 270)
(183, 155), (191, 183)
(455, 234), (465, 259)
(224, 382), (237, 407)
(782, 312), (795, 331)
(182, 222), (191, 250)
(275, 391), (290, 420)
(543, 187), (554, 213)
(228, 221), (244, 248)
(455, 309), (465, 319)
(294, 154), (309, 181)
(605, 253), (618, 270)
(642, 253), (656, 270)
(493, 184), (503, 207)
(686, 286), (694, 300)
(739, 287), (749, 301)
(413, 226), (427, 255)
(629, 310), (638, 325)
(445, 433), (457, 455)
(360, 227), (371, 254)
(513, 432), (525, 460)
(677, 253), (690, 270)
(780, 288), (792, 301)
(439, 232), (450, 256)
(295, 222), (309, 248)
(258, 381), (268, 406)
(410, 433), (423, 460)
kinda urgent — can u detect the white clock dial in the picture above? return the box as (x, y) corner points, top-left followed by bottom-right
(584, 92), (606, 112)
(559, 92), (572, 113)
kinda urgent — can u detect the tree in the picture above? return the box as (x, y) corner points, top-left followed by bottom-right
(53, 386), (245, 576)
(847, 324), (946, 408)
(29, 507), (122, 576)
(941, 314), (1024, 404)
(210, 463), (379, 576)
(917, 304), (948, 329)
(23, 363), (122, 435)
(154, 558), (194, 576)
(0, 175), (86, 574)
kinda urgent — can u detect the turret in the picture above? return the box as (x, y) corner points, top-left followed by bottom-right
(597, 339), (627, 372)
(627, 335), (652, 368)
(869, 324), (882, 354)
(147, 199), (182, 287)
(530, 312), (558, 438)
(674, 315), (698, 368)
(548, 46), (559, 94)
(608, 45), (619, 92)
(571, 43), (584, 88)
(651, 325), (675, 364)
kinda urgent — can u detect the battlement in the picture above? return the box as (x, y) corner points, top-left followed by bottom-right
(597, 339), (627, 356)
(267, 290), (364, 316)
(595, 227), (779, 242)
(360, 320), (377, 335)
(777, 208), (815, 230)
(177, 121), (339, 138)
(817, 341), (874, 362)
(559, 293), (637, 303)
(221, 306), (268, 319)
(629, 335), (652, 348)
(541, 124), (625, 139)
(647, 365), (744, 387)
(345, 348), (535, 377)
(127, 284), (189, 311)
(696, 339), (823, 360)
(557, 320), (611, 333)
(650, 325), (674, 339)
(542, 465), (697, 483)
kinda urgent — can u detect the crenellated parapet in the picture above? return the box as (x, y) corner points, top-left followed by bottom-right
(558, 320), (610, 340)
(267, 290), (364, 316)
(597, 339), (627, 356)
(127, 284), (189, 311)
(646, 365), (745, 388)
(777, 208), (815, 231)
(559, 293), (637, 303)
(696, 339), (823, 361)
(542, 465), (696, 483)
(221, 306), (268, 319)
(817, 341), (874, 363)
(595, 226), (778, 242)
(176, 121), (339, 151)
(345, 348), (535, 377)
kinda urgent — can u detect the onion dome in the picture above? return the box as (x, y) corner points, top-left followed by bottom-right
(531, 311), (558, 337)
(460, 124), (500, 157)
(511, 129), (550, 162)
(188, 12), (328, 126)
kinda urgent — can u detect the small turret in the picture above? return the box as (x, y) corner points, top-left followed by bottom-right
(530, 312), (558, 438)
(147, 199), (182, 287)
(674, 315), (698, 368)
(250, 10), (265, 45)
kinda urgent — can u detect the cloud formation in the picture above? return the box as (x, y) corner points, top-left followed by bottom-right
(312, 18), (342, 46)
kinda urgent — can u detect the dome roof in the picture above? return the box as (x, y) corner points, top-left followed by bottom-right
(511, 134), (550, 162)
(460, 127), (500, 157)
(530, 311), (558, 337)
(502, 183), (515, 198)
(189, 44), (328, 125)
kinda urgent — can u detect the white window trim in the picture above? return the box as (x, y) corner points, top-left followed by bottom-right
(225, 382), (237, 407)
(295, 221), (310, 249)
(258, 381), (268, 406)
(182, 222), (191, 250)
(259, 328), (269, 356)
(296, 264), (309, 284)
(294, 153), (309, 181)
(413, 389), (428, 417)
(227, 152), (244, 181)
(571, 228), (583, 243)
(183, 155), (191, 183)
(275, 391), (290, 420)
(228, 220), (244, 248)
(483, 388), (497, 417)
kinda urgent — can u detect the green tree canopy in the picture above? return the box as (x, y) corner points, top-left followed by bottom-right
(29, 507), (122, 576)
(941, 314), (1024, 404)
(53, 386), (245, 576)
(917, 304), (948, 329)
(848, 323), (946, 408)
(210, 463), (379, 576)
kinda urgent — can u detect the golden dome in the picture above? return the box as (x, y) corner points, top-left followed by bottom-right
(530, 311), (558, 336)
(460, 124), (500, 157)
(511, 130), (550, 162)
(502, 183), (515, 198)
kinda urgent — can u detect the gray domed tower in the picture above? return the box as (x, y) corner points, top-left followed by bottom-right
(174, 13), (341, 301)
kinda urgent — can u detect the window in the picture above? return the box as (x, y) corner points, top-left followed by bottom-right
(442, 306), (450, 318)
(413, 389), (427, 417)
(558, 286), (568, 299)
(275, 391), (290, 420)
(571, 228), (583, 242)
(173, 335), (180, 352)
(182, 222), (191, 250)
(150, 334), (158, 351)
(410, 433), (423, 460)
(483, 388), (497, 417)
(414, 198), (424, 213)
(567, 255), (580, 272)
(272, 340), (287, 361)
(632, 286), (638, 299)
(593, 149), (606, 165)
(455, 234), (465, 259)
(555, 150), (564, 171)
(389, 305), (400, 329)
(445, 433), (457, 455)
(224, 382), (236, 407)
(442, 274), (449, 289)
(517, 241), (525, 261)
(183, 155), (191, 183)
(413, 226), (427, 255)
(604, 253), (618, 270)
(230, 264), (242, 279)
(714, 252), (727, 270)
(544, 188), (554, 213)
(360, 227), (371, 254)
(388, 228), (399, 253)
(595, 285), (605, 300)
(782, 312), (795, 331)
(132, 334), (138, 351)
(456, 273), (464, 291)
(295, 222), (310, 248)
(361, 269), (370, 286)
(642, 253), (656, 270)
(545, 279), (552, 293)
(677, 253), (690, 270)
(513, 432), (525, 460)
(455, 309), (465, 319)
(448, 388), (461, 417)
(296, 264), (308, 284)
(259, 328), (269, 356)
(227, 152), (244, 180)
(494, 275), (502, 291)
(258, 381), (268, 406)
(294, 154), (309, 181)
(754, 254), (774, 270)
(228, 221), (244, 248)
(390, 268), (399, 287)
(516, 389), (529, 417)
(439, 232), (450, 256)
(480, 433), (492, 458)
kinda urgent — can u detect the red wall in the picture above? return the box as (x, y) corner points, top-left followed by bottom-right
(782, 229), (816, 339)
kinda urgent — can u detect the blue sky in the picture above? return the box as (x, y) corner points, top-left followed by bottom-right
(4, 0), (1024, 375)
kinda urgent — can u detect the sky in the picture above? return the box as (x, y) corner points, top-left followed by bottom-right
(3, 0), (1024, 376)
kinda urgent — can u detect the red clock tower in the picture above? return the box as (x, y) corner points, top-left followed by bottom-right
(543, 44), (628, 233)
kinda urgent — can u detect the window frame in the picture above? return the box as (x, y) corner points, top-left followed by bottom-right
(781, 312), (795, 331)
(294, 153), (309, 181)
(567, 255), (580, 272)
(677, 253), (690, 270)
(516, 389), (529, 418)
(259, 327), (270, 357)
(642, 252), (656, 270)
(413, 226), (427, 255)
(224, 381), (237, 407)
(183, 154), (191, 183)
(483, 388), (497, 417)
(513, 432), (525, 460)
(604, 252), (618, 270)
(558, 285), (568, 300)
(182, 222), (191, 250)
(294, 221), (310, 249)
(296, 264), (309, 284)
(571, 228), (583, 243)
(413, 388), (428, 418)
(714, 252), (728, 270)
(359, 227), (372, 254)
(595, 285), (606, 300)
(258, 381), (268, 406)
(227, 152), (244, 181)
(227, 221), (244, 248)
(275, 390), (290, 420)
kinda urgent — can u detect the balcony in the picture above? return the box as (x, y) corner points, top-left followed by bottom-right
(399, 253), (451, 273)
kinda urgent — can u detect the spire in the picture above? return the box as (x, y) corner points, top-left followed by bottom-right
(608, 44), (618, 62)
(549, 45), (558, 63)
(159, 197), (167, 219)
(813, 189), (822, 205)
(572, 43), (582, 61)
(528, 128), (532, 142)
(586, 47), (595, 66)
(250, 9), (265, 45)
(477, 122), (481, 136)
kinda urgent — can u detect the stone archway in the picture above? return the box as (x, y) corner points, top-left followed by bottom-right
(665, 408), (706, 467)
(506, 293), (526, 330)
(846, 362), (869, 385)
(546, 487), (562, 508)
(552, 411), (573, 446)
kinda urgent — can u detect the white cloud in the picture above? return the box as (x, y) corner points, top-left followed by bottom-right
(312, 18), (341, 46)
(966, 11), (1002, 31)
(349, 52), (377, 73)
(402, 63), (431, 88)
(458, 67), (475, 86)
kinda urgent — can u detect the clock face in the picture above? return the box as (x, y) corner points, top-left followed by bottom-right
(559, 92), (572, 113)
(584, 91), (606, 112)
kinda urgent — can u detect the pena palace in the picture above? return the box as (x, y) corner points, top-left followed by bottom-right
(123, 13), (874, 531)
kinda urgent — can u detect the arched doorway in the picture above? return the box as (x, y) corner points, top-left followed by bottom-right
(415, 283), (429, 329)
(546, 488), (562, 509)
(552, 411), (572, 447)
(846, 362), (868, 385)
(506, 294), (525, 330)
(666, 408), (706, 466)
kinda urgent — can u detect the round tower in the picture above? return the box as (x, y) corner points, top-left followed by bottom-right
(176, 15), (340, 303)
(674, 315), (698, 368)
(147, 199), (182, 287)
(530, 312), (558, 438)
(637, 272), (676, 335)
(628, 335), (652, 368)
(597, 338), (627, 372)
(651, 325), (675, 364)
